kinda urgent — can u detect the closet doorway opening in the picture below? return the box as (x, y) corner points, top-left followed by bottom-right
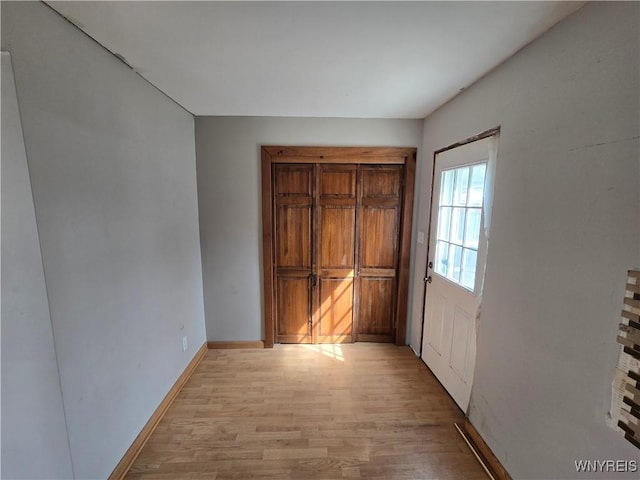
(261, 146), (416, 348)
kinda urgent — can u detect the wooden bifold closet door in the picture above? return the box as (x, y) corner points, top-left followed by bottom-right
(262, 147), (416, 347)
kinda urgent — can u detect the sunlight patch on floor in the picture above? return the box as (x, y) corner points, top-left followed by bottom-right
(302, 343), (345, 362)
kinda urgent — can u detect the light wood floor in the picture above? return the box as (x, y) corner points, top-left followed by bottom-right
(126, 344), (487, 479)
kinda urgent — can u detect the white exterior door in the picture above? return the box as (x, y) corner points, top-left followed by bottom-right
(421, 136), (496, 412)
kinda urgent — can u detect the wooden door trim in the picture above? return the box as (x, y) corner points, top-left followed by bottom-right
(264, 146), (415, 164)
(261, 146), (417, 348)
(311, 164), (319, 344)
(261, 152), (275, 347)
(395, 154), (416, 346)
(433, 127), (501, 156)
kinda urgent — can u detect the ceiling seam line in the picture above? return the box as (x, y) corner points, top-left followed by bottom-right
(40, 0), (194, 117)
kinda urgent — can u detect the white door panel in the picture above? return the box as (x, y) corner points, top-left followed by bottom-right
(450, 306), (473, 381)
(426, 292), (445, 355)
(421, 135), (497, 412)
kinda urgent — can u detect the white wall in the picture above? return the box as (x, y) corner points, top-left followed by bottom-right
(1, 2), (206, 478)
(412, 2), (639, 478)
(195, 117), (423, 342)
(1, 52), (74, 480)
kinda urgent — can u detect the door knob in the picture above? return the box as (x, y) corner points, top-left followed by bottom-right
(424, 276), (432, 283)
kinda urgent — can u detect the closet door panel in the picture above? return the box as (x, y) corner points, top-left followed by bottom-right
(320, 168), (356, 196)
(317, 277), (354, 343)
(276, 206), (311, 268)
(359, 207), (398, 268)
(316, 165), (356, 343)
(361, 168), (401, 197)
(274, 164), (314, 343)
(357, 278), (395, 341)
(356, 165), (402, 341)
(276, 277), (312, 343)
(320, 207), (355, 268)
(275, 166), (313, 196)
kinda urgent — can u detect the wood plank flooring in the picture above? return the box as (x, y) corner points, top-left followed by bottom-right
(126, 344), (487, 479)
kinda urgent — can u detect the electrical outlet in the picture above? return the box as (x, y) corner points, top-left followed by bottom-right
(182, 336), (188, 352)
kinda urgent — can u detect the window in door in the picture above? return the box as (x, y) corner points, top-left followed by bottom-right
(434, 163), (486, 292)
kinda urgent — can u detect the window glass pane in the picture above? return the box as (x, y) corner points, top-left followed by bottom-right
(440, 170), (454, 206)
(468, 164), (486, 207)
(461, 248), (478, 291)
(437, 207), (451, 241)
(453, 167), (470, 206)
(464, 208), (482, 249)
(450, 207), (465, 245)
(447, 244), (463, 282)
(434, 240), (449, 276)
(434, 163), (487, 291)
